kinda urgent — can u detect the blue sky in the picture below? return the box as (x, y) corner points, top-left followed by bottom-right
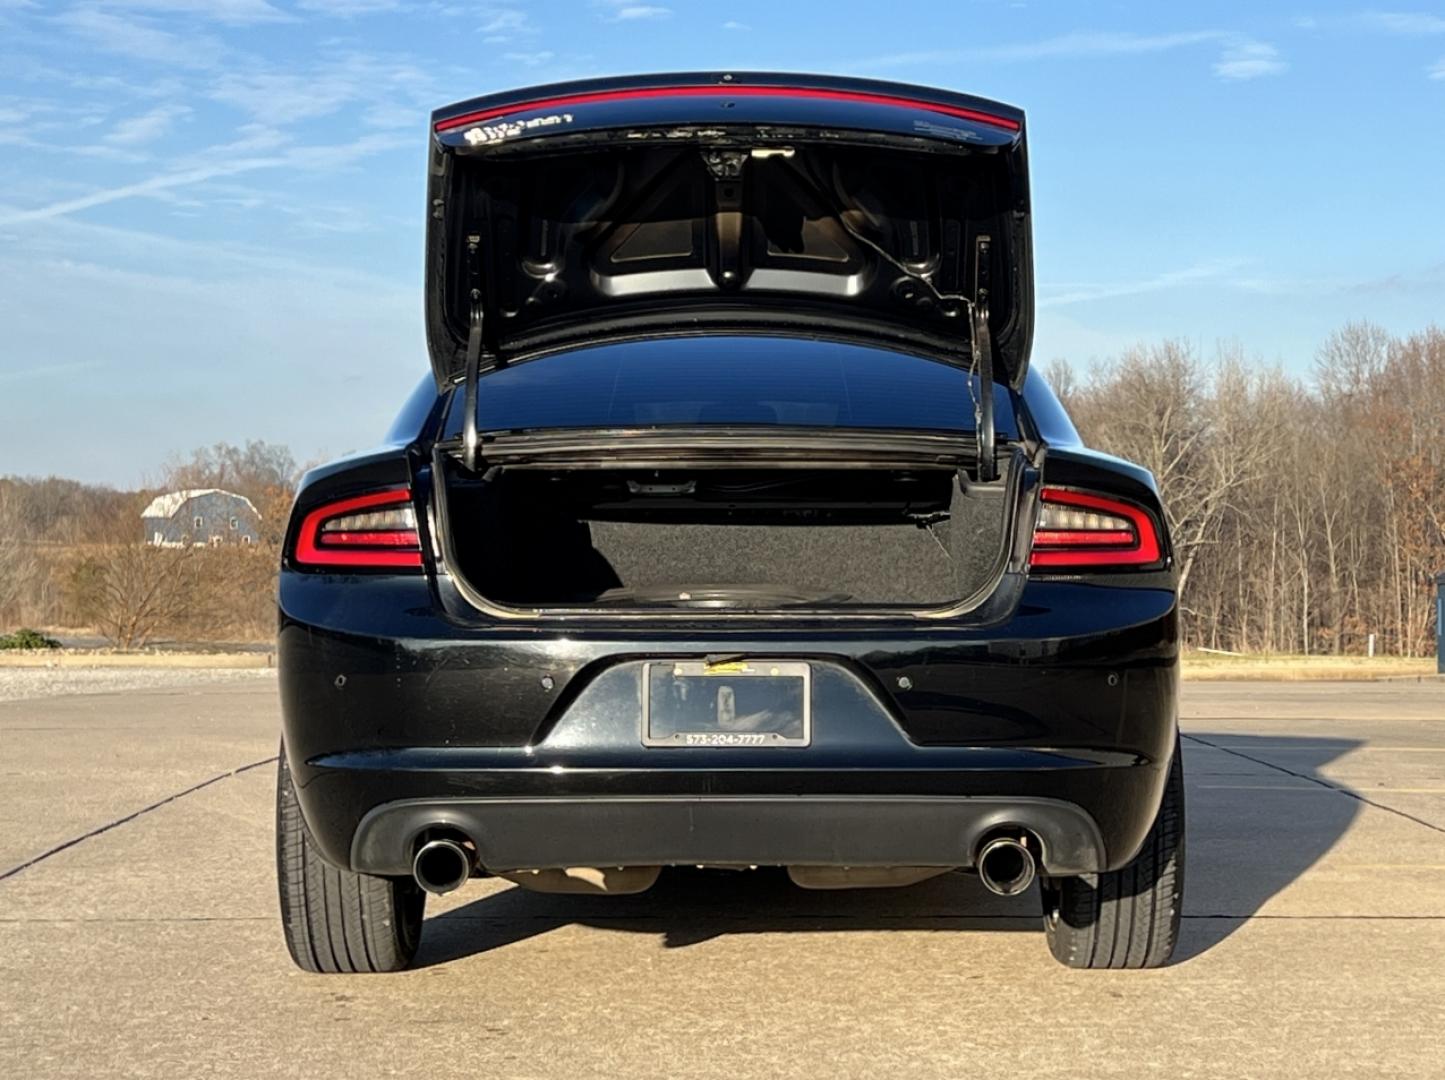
(1, 1), (1442, 485)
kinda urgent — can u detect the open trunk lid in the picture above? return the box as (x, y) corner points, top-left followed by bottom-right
(425, 72), (1033, 391)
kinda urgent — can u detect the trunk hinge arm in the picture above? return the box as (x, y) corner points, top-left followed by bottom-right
(461, 233), (488, 472)
(461, 302), (483, 472)
(970, 302), (997, 482)
(969, 232), (997, 483)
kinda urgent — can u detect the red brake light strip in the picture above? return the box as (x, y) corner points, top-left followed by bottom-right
(435, 85), (1021, 134)
(1033, 529), (1137, 549)
(1029, 488), (1162, 570)
(295, 488), (423, 569)
(320, 531), (419, 547)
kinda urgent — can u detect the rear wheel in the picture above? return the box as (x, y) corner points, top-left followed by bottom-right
(1042, 737), (1186, 969)
(276, 747), (424, 973)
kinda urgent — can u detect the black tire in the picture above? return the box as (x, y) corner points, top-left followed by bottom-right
(276, 748), (425, 973)
(1042, 736), (1186, 969)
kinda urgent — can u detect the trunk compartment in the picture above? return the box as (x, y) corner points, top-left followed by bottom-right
(438, 454), (1019, 612)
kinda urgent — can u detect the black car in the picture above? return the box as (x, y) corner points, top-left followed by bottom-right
(276, 73), (1184, 973)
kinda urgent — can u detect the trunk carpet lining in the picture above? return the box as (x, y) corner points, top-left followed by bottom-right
(447, 465), (1009, 606)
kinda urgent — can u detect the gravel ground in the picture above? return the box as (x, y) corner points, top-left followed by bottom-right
(0, 666), (277, 703)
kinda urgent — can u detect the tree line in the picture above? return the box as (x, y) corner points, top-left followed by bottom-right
(2, 323), (1442, 652)
(1051, 322), (1444, 656)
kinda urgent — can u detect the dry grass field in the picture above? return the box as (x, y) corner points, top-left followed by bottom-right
(1182, 650), (1438, 681)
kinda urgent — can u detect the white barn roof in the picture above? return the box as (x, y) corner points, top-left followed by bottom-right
(140, 489), (260, 520)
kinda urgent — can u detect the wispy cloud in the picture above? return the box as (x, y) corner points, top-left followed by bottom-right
(259, 130), (412, 171)
(0, 359), (106, 384)
(1353, 11), (1445, 35)
(983, 29), (1225, 61)
(84, 0), (292, 26)
(1298, 10), (1445, 78)
(0, 159), (287, 226)
(1039, 259), (1247, 308)
(1213, 40), (1287, 81)
(0, 52), (190, 100)
(360, 101), (423, 128)
(1235, 260), (1445, 298)
(209, 53), (435, 126)
(503, 50), (555, 67)
(1352, 260), (1445, 295)
(1296, 10), (1445, 36)
(103, 102), (191, 145)
(209, 122), (290, 154)
(477, 5), (534, 42)
(210, 71), (357, 124)
(846, 29), (1286, 81)
(55, 7), (224, 68)
(595, 1), (671, 22)
(0, 207), (410, 286)
(0, 125), (410, 227)
(851, 30), (1218, 69)
(296, 0), (404, 14)
(0, 98), (51, 147)
(722, 20), (749, 31)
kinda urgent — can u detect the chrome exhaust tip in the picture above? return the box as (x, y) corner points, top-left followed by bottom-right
(412, 837), (474, 896)
(976, 835), (1037, 897)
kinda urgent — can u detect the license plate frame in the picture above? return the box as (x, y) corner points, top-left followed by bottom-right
(641, 660), (812, 748)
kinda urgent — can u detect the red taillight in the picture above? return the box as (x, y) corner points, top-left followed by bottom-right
(1029, 488), (1162, 570)
(434, 85), (1021, 134)
(294, 488), (423, 569)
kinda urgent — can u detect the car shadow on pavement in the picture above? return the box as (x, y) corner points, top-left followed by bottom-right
(412, 732), (1363, 969)
(1172, 731), (1361, 962)
(415, 864), (1042, 967)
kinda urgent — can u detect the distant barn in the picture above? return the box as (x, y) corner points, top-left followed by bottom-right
(141, 489), (261, 548)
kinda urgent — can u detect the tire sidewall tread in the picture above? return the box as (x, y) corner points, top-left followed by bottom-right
(1044, 734), (1186, 970)
(275, 747), (424, 974)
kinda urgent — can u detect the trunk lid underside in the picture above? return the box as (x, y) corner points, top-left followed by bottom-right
(426, 72), (1032, 389)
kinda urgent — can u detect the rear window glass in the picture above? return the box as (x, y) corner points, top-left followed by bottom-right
(444, 337), (1018, 438)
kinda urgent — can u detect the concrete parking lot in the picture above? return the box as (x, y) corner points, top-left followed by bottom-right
(2, 673), (1443, 1078)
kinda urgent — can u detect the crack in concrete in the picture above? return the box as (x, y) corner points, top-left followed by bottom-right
(0, 756), (278, 882)
(1183, 733), (1445, 836)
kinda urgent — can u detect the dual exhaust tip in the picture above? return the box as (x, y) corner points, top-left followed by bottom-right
(975, 834), (1037, 897)
(412, 837), (475, 896)
(414, 831), (1039, 898)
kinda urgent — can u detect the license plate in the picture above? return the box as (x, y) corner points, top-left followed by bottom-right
(642, 660), (811, 747)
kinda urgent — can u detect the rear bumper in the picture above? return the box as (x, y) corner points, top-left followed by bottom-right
(352, 795), (1105, 876)
(279, 574), (1179, 878)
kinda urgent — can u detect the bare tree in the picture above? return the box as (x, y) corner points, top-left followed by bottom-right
(0, 484), (37, 619)
(1065, 341), (1283, 597)
(65, 544), (205, 649)
(1065, 323), (1444, 656)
